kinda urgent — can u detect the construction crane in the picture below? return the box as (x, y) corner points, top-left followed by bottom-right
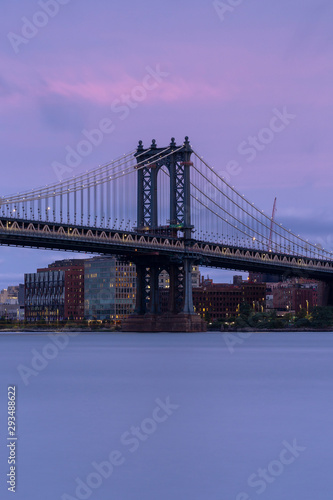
(268, 197), (277, 252)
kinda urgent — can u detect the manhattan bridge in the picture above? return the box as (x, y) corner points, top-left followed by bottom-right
(1, 137), (333, 331)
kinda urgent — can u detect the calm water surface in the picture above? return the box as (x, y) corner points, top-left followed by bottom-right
(1, 332), (333, 500)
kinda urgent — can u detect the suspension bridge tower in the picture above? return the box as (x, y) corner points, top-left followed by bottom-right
(122, 137), (206, 332)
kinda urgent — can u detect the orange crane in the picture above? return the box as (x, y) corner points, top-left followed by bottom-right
(268, 197), (277, 251)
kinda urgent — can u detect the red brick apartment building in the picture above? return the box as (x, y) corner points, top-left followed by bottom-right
(268, 280), (319, 313)
(193, 282), (266, 320)
(25, 259), (85, 322)
(42, 260), (85, 320)
(159, 280), (266, 320)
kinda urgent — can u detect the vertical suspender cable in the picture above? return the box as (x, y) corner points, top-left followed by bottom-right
(67, 182), (70, 225)
(94, 174), (97, 227)
(74, 181), (77, 225)
(101, 178), (104, 227)
(87, 174), (91, 226)
(81, 183), (84, 226)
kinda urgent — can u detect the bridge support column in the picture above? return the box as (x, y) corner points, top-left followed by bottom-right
(168, 263), (183, 314)
(149, 265), (160, 314)
(320, 281), (333, 307)
(122, 258), (206, 333)
(134, 264), (147, 315)
(328, 282), (333, 307)
(182, 258), (194, 314)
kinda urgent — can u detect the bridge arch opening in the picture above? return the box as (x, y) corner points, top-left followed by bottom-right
(157, 166), (170, 230)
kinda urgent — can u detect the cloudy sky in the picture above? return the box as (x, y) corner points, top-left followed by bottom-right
(1, 0), (333, 288)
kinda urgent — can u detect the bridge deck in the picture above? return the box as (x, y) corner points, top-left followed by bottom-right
(1, 217), (333, 281)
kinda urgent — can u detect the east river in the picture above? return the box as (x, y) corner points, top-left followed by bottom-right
(1, 332), (333, 500)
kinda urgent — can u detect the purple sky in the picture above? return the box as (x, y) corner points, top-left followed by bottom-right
(1, 0), (333, 288)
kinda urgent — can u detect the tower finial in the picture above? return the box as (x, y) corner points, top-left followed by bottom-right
(170, 137), (176, 148)
(184, 136), (191, 151)
(151, 139), (157, 149)
(137, 140), (143, 152)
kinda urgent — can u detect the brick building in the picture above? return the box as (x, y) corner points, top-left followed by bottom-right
(45, 260), (85, 320)
(159, 279), (266, 320)
(25, 269), (65, 322)
(25, 259), (85, 322)
(267, 279), (319, 314)
(25, 257), (137, 323)
(193, 282), (266, 320)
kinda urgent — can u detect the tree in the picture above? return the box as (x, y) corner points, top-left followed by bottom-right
(296, 307), (307, 319)
(239, 302), (252, 318)
(295, 317), (311, 328)
(310, 307), (333, 328)
(204, 312), (211, 323)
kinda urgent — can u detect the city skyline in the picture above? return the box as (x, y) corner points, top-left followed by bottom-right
(1, 1), (333, 288)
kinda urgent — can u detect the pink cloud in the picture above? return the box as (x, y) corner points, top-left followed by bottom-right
(1, 34), (333, 110)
